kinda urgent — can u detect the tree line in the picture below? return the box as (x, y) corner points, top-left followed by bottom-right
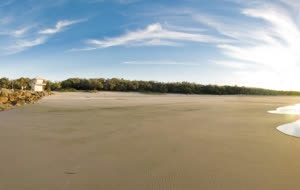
(1, 77), (300, 96)
(0, 77), (32, 90)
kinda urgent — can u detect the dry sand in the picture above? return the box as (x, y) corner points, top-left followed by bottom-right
(1, 92), (300, 190)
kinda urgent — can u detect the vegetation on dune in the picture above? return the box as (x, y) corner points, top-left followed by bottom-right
(1, 77), (300, 96)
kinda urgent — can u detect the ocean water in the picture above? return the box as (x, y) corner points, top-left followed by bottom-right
(268, 104), (300, 137)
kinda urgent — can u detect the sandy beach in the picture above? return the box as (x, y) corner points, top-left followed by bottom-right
(1, 92), (300, 190)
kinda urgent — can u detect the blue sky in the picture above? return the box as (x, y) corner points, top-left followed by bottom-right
(1, 0), (300, 90)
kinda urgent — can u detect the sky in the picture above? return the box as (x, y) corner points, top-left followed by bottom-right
(1, 0), (300, 91)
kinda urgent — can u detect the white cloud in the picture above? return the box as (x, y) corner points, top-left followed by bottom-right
(0, 27), (30, 38)
(193, 13), (266, 44)
(0, 0), (87, 55)
(213, 60), (256, 70)
(132, 39), (181, 47)
(9, 26), (32, 37)
(3, 37), (46, 55)
(12, 28), (29, 37)
(195, 1), (300, 90)
(118, 0), (140, 4)
(122, 60), (201, 66)
(1, 18), (86, 55)
(279, 0), (300, 8)
(73, 23), (228, 51)
(0, 26), (45, 54)
(15, 38), (46, 48)
(164, 23), (206, 33)
(242, 8), (300, 47)
(39, 19), (85, 34)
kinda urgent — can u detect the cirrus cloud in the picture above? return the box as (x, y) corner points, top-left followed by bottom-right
(208, 1), (300, 90)
(39, 19), (86, 34)
(71, 23), (229, 51)
(1, 18), (86, 55)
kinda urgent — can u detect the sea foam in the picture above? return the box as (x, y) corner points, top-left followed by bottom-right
(268, 104), (300, 115)
(268, 104), (300, 137)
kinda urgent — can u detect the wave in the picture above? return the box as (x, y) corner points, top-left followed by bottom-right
(268, 104), (300, 137)
(268, 104), (300, 115)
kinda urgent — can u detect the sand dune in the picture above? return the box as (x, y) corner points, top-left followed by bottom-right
(1, 92), (300, 190)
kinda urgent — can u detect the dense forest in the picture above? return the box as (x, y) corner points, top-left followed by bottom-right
(1, 77), (300, 96)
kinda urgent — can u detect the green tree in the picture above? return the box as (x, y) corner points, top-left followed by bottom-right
(0, 78), (10, 89)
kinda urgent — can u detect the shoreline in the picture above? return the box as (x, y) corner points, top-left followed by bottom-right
(268, 104), (300, 137)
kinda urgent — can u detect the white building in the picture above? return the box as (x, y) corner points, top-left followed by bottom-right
(30, 77), (47, 92)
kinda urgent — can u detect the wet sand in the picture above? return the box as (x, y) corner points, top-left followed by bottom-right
(1, 92), (300, 190)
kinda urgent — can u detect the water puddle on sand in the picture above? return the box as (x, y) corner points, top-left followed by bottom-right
(268, 104), (300, 137)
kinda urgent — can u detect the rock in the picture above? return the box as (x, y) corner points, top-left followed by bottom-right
(5, 103), (13, 109)
(18, 100), (26, 105)
(0, 104), (5, 111)
(0, 90), (52, 112)
(24, 91), (32, 98)
(18, 96), (25, 100)
(10, 101), (18, 106)
(0, 97), (8, 103)
(8, 95), (15, 102)
(0, 88), (12, 97)
(26, 96), (34, 102)
(0, 103), (12, 111)
(35, 93), (40, 98)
